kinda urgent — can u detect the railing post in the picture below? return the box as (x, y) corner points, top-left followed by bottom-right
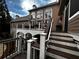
(16, 39), (18, 52)
(40, 33), (47, 59)
(29, 21), (31, 30)
(33, 49), (35, 59)
(17, 37), (22, 53)
(39, 22), (41, 29)
(27, 39), (33, 59)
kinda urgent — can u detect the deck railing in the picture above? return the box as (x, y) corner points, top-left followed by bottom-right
(0, 38), (23, 59)
(28, 19), (50, 30)
(15, 19), (50, 30)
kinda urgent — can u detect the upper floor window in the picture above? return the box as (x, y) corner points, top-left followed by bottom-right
(32, 14), (35, 19)
(45, 11), (51, 18)
(37, 10), (43, 19)
(37, 13), (43, 19)
(31, 12), (35, 18)
(44, 8), (52, 19)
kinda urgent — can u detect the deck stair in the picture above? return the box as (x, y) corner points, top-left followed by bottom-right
(46, 32), (79, 59)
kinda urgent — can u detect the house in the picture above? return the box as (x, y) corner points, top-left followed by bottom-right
(11, 2), (61, 38)
(26, 1), (79, 59)
(1, 0), (79, 59)
(10, 15), (31, 37)
(29, 2), (63, 32)
(25, 1), (79, 58)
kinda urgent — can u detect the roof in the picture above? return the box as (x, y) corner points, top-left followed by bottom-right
(11, 15), (31, 23)
(29, 2), (59, 12)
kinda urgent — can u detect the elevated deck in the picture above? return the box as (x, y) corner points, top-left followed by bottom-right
(12, 53), (26, 59)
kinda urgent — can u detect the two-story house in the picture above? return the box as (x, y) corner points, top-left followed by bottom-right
(29, 2), (63, 32)
(11, 2), (62, 38)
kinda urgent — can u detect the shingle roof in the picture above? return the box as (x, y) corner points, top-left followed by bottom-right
(11, 15), (31, 23)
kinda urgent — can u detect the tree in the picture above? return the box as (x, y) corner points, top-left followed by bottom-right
(0, 0), (11, 39)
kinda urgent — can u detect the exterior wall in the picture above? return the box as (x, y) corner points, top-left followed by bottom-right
(68, 17), (79, 33)
(68, 0), (79, 33)
(52, 4), (60, 31)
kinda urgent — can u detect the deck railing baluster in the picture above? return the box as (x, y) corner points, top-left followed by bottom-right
(0, 38), (22, 59)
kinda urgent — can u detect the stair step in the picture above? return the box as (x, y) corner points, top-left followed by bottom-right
(46, 52), (67, 59)
(49, 45), (79, 56)
(49, 38), (75, 44)
(50, 36), (73, 41)
(47, 32), (79, 59)
(51, 32), (72, 38)
(49, 40), (77, 47)
(49, 42), (79, 52)
(47, 48), (79, 59)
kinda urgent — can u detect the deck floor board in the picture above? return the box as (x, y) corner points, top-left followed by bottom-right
(12, 53), (27, 59)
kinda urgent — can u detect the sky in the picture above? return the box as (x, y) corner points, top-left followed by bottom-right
(6, 0), (57, 18)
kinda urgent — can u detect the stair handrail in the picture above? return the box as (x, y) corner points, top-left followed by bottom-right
(39, 18), (53, 59)
(46, 18), (53, 41)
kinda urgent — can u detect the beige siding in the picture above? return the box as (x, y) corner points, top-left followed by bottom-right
(68, 18), (79, 33)
(68, 17), (79, 33)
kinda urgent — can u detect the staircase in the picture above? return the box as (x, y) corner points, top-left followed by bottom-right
(46, 32), (79, 59)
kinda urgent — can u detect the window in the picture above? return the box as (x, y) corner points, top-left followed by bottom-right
(45, 11), (51, 18)
(31, 12), (35, 18)
(32, 14), (35, 18)
(37, 13), (43, 19)
(18, 24), (22, 28)
(37, 10), (43, 19)
(37, 13), (40, 19)
(24, 25), (29, 28)
(45, 13), (47, 18)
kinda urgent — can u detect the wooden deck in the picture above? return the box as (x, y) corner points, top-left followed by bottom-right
(12, 53), (27, 59)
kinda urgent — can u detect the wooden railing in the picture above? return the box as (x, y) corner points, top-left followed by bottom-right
(16, 19), (50, 30)
(0, 38), (23, 59)
(45, 18), (53, 50)
(46, 18), (53, 41)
